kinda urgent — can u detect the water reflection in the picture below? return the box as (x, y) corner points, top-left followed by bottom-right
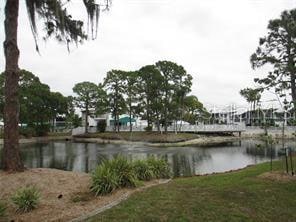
(1, 139), (293, 177)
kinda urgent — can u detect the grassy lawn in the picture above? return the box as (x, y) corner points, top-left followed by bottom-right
(77, 132), (202, 143)
(88, 161), (296, 222)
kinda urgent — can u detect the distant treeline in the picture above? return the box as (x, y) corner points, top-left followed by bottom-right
(0, 60), (209, 134)
(73, 60), (209, 132)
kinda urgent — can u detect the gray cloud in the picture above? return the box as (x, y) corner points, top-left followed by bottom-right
(0, 0), (295, 108)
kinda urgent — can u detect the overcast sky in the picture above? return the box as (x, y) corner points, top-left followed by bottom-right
(0, 0), (295, 110)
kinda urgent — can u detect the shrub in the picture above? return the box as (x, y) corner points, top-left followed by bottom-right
(21, 124), (51, 137)
(108, 156), (137, 188)
(91, 163), (119, 196)
(133, 160), (154, 181)
(19, 127), (35, 138)
(97, 120), (107, 133)
(11, 186), (40, 213)
(0, 202), (6, 217)
(34, 124), (50, 137)
(144, 126), (153, 132)
(147, 157), (171, 179)
(91, 156), (138, 196)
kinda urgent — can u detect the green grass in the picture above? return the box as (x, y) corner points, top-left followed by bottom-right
(88, 161), (296, 222)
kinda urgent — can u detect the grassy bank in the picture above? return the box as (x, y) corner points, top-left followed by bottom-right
(75, 132), (204, 143)
(74, 132), (238, 147)
(47, 132), (71, 137)
(88, 161), (296, 222)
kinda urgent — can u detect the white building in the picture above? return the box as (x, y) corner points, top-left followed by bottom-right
(81, 110), (148, 129)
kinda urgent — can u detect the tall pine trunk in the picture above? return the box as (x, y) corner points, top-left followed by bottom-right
(164, 91), (168, 132)
(253, 101), (256, 125)
(113, 111), (117, 132)
(129, 97), (132, 132)
(117, 114), (120, 132)
(156, 112), (160, 132)
(287, 35), (296, 112)
(147, 99), (151, 130)
(2, 0), (24, 172)
(85, 105), (88, 134)
(291, 73), (296, 111)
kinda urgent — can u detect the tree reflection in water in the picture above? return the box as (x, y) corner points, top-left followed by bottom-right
(1, 139), (294, 177)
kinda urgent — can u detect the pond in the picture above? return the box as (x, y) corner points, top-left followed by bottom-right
(1, 139), (293, 177)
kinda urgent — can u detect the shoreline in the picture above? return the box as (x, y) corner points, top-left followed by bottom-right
(0, 132), (294, 148)
(72, 135), (241, 147)
(0, 134), (242, 147)
(72, 133), (296, 147)
(149, 136), (240, 147)
(0, 136), (72, 145)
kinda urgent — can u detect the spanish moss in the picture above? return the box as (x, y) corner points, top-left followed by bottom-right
(24, 0), (111, 51)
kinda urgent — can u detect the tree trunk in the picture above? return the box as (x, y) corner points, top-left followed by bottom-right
(179, 96), (184, 132)
(147, 99), (151, 130)
(290, 73), (296, 110)
(114, 91), (119, 133)
(117, 114), (120, 132)
(85, 102), (88, 134)
(249, 103), (252, 126)
(164, 92), (168, 132)
(52, 117), (55, 132)
(84, 99), (89, 133)
(164, 114), (167, 132)
(157, 112), (160, 132)
(129, 97), (132, 132)
(113, 110), (117, 132)
(287, 35), (296, 111)
(2, 0), (24, 172)
(253, 101), (256, 125)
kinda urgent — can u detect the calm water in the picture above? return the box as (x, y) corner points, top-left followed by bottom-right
(1, 139), (293, 177)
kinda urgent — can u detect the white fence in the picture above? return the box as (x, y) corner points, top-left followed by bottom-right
(244, 126), (296, 136)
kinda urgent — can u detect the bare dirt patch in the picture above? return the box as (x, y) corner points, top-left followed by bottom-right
(258, 171), (296, 182)
(0, 168), (166, 222)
